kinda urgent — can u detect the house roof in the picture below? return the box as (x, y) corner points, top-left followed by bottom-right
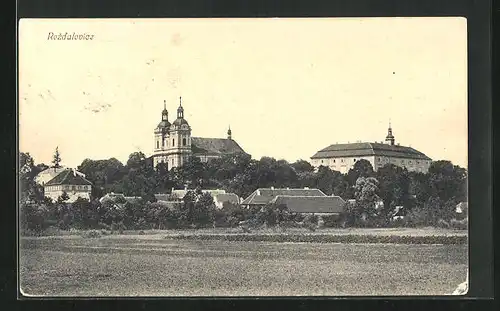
(241, 188), (326, 205)
(270, 195), (346, 214)
(214, 193), (239, 204)
(99, 193), (141, 203)
(45, 169), (93, 186)
(171, 189), (226, 199)
(191, 137), (246, 156)
(35, 167), (67, 183)
(311, 142), (431, 160)
(154, 194), (173, 202)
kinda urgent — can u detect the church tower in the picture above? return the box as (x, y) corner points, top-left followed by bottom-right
(153, 100), (171, 167)
(166, 96), (192, 169)
(385, 121), (395, 145)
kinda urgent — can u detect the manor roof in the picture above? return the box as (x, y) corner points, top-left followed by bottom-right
(311, 142), (431, 160)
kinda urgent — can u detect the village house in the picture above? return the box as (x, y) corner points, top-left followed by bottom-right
(99, 192), (142, 204)
(43, 168), (93, 203)
(213, 193), (240, 209)
(310, 123), (432, 174)
(241, 187), (327, 209)
(270, 195), (346, 217)
(34, 166), (68, 186)
(169, 188), (227, 201)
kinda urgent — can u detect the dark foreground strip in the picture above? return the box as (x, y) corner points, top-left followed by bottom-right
(168, 234), (467, 245)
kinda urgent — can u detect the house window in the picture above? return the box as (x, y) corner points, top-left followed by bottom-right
(354, 159), (356, 162)
(378, 157), (381, 162)
(409, 161), (412, 164)
(402, 160), (405, 164)
(321, 160), (323, 164)
(72, 186), (76, 191)
(183, 138), (187, 146)
(417, 161), (420, 164)
(333, 159), (336, 163)
(341, 159), (344, 163)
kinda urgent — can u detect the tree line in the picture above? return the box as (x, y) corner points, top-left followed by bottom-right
(19, 149), (468, 232)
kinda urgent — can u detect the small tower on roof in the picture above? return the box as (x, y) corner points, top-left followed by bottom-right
(162, 100), (168, 121)
(177, 96), (184, 119)
(227, 125), (232, 140)
(385, 120), (395, 145)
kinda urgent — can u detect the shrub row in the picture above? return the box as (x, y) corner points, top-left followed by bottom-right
(168, 234), (467, 245)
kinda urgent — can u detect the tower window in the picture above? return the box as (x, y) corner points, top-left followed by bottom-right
(172, 159), (174, 167)
(172, 139), (175, 147)
(333, 159), (336, 163)
(162, 139), (165, 147)
(156, 141), (159, 149)
(183, 138), (186, 146)
(354, 159), (356, 162)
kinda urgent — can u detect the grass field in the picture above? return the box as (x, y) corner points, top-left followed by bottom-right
(19, 231), (468, 296)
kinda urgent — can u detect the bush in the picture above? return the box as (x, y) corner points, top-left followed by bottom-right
(81, 230), (102, 238)
(169, 234), (467, 244)
(110, 221), (126, 234)
(450, 218), (467, 230)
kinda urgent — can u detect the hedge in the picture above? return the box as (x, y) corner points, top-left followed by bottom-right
(167, 234), (467, 245)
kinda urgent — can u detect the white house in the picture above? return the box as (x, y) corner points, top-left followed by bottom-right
(43, 168), (93, 203)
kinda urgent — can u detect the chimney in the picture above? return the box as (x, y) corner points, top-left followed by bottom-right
(171, 187), (174, 193)
(184, 185), (188, 191)
(286, 187), (290, 190)
(270, 186), (274, 190)
(304, 187), (309, 189)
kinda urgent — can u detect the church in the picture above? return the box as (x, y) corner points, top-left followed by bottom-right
(310, 124), (432, 174)
(152, 97), (247, 169)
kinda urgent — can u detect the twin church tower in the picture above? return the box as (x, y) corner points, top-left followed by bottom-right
(152, 97), (246, 169)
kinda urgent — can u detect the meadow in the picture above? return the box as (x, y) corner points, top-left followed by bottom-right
(19, 228), (468, 297)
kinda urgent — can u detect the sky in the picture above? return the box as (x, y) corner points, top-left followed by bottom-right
(19, 17), (468, 169)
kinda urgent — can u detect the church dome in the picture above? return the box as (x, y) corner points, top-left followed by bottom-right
(157, 120), (171, 129)
(172, 118), (189, 127)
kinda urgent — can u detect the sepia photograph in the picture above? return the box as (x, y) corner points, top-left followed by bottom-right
(18, 17), (468, 297)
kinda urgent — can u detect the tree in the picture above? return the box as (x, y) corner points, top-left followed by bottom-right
(428, 160), (467, 204)
(353, 176), (381, 225)
(291, 160), (315, 173)
(52, 147), (62, 168)
(314, 166), (345, 196)
(376, 164), (410, 219)
(57, 191), (70, 203)
(347, 159), (375, 186)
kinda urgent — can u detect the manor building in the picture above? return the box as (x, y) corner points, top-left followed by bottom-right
(152, 97), (247, 169)
(310, 124), (432, 174)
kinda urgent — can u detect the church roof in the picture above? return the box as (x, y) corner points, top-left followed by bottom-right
(45, 169), (93, 186)
(156, 120), (171, 129)
(172, 118), (189, 126)
(191, 137), (246, 156)
(311, 142), (431, 160)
